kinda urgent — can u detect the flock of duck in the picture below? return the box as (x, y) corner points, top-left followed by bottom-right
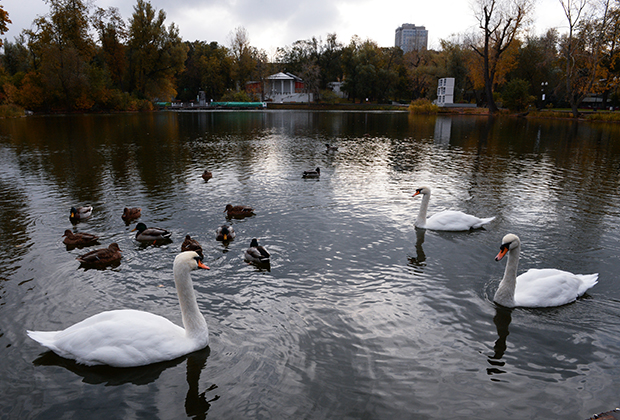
(27, 170), (598, 368)
(62, 202), (269, 267)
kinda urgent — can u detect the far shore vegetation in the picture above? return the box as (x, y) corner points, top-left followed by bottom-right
(1, 0), (620, 121)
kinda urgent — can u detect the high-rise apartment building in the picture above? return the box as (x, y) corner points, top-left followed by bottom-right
(395, 24), (428, 53)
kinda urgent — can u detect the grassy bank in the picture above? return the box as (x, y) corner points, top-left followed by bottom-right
(266, 102), (408, 111)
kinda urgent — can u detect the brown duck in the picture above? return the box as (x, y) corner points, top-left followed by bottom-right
(76, 243), (122, 266)
(181, 235), (204, 259)
(63, 229), (99, 247)
(224, 204), (254, 218)
(121, 207), (142, 221)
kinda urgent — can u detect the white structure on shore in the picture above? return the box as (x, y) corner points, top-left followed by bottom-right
(437, 78), (455, 106)
(265, 72), (313, 103)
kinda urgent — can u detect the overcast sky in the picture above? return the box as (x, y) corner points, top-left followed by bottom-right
(2, 0), (569, 56)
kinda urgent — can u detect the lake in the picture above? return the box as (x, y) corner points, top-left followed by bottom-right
(1, 110), (619, 419)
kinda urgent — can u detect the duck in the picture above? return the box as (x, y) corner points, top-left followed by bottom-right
(181, 235), (204, 259)
(493, 234), (598, 308)
(325, 143), (338, 151)
(27, 251), (210, 367)
(62, 229), (99, 247)
(121, 207), (142, 221)
(76, 243), (122, 267)
(224, 204), (254, 218)
(216, 225), (235, 241)
(244, 238), (270, 264)
(302, 167), (320, 178)
(132, 222), (172, 243)
(412, 186), (494, 231)
(69, 206), (92, 222)
(202, 170), (212, 181)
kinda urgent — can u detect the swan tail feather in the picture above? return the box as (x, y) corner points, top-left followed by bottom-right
(27, 330), (61, 352)
(577, 273), (599, 296)
(472, 216), (496, 229)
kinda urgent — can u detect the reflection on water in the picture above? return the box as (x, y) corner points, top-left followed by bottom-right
(487, 307), (512, 380)
(1, 112), (620, 419)
(434, 116), (452, 145)
(407, 227), (426, 268)
(33, 347), (217, 419)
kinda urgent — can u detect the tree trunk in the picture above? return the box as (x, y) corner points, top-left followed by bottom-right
(570, 97), (580, 118)
(484, 74), (499, 113)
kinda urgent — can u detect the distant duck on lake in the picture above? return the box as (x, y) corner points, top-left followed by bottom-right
(302, 167), (320, 179)
(224, 204), (254, 218)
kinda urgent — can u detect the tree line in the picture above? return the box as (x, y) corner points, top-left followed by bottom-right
(0, 0), (617, 115)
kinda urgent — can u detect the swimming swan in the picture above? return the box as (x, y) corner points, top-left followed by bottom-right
(494, 234), (598, 308)
(27, 251), (210, 367)
(412, 186), (495, 231)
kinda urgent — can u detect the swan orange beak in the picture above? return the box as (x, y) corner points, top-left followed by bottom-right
(223, 234), (228, 240)
(495, 247), (508, 261)
(197, 260), (210, 270)
(412, 191), (420, 197)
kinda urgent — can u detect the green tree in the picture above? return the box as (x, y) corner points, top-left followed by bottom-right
(178, 41), (234, 101)
(318, 34), (344, 88)
(92, 7), (127, 90)
(127, 0), (188, 100)
(508, 30), (560, 107)
(341, 37), (383, 102)
(501, 78), (535, 110)
(25, 0), (96, 109)
(2, 35), (32, 76)
(229, 27), (255, 90)
(403, 48), (440, 101)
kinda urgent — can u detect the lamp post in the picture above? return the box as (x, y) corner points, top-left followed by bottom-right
(541, 81), (548, 108)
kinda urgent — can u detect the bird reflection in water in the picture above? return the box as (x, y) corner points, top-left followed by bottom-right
(185, 349), (219, 420)
(33, 347), (219, 418)
(407, 228), (427, 268)
(487, 306), (512, 380)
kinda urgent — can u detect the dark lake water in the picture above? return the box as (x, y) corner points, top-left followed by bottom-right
(1, 110), (620, 419)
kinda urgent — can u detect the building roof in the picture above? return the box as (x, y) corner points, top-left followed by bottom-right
(267, 72), (302, 81)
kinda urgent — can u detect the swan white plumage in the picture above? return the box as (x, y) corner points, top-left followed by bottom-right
(27, 251), (210, 367)
(494, 234), (598, 308)
(412, 186), (495, 231)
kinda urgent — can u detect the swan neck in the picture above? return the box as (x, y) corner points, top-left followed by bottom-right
(174, 264), (207, 337)
(416, 192), (431, 227)
(494, 246), (520, 307)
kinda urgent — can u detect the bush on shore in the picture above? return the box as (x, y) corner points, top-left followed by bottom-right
(409, 98), (439, 114)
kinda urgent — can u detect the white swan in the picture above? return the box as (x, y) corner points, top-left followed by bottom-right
(412, 186), (495, 231)
(494, 234), (598, 308)
(27, 251), (210, 367)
